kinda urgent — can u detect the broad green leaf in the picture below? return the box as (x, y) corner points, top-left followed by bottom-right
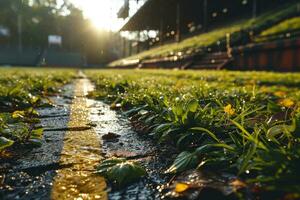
(107, 162), (146, 186)
(195, 143), (235, 155)
(28, 138), (42, 147)
(166, 151), (199, 174)
(12, 111), (25, 119)
(230, 119), (267, 150)
(96, 157), (146, 187)
(31, 128), (44, 139)
(30, 95), (41, 105)
(0, 136), (14, 151)
(238, 142), (257, 175)
(195, 144), (216, 154)
(158, 127), (181, 143)
(176, 133), (204, 149)
(191, 127), (220, 143)
(96, 157), (126, 173)
(154, 123), (172, 133)
(186, 99), (198, 112)
(124, 105), (147, 116)
(211, 143), (235, 151)
(267, 124), (294, 142)
(173, 104), (183, 116)
(144, 114), (158, 124)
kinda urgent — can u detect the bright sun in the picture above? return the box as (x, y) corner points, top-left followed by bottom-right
(71, 0), (126, 31)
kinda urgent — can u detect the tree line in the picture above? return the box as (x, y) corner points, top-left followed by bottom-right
(0, 0), (120, 64)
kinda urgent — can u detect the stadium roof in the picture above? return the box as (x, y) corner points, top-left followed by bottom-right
(120, 0), (297, 32)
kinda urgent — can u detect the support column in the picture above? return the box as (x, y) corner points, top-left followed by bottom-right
(128, 40), (132, 56)
(17, 0), (23, 53)
(123, 37), (127, 57)
(203, 0), (208, 32)
(146, 27), (150, 50)
(176, 2), (181, 42)
(159, 19), (164, 45)
(17, 14), (22, 53)
(252, 0), (257, 18)
(137, 31), (140, 53)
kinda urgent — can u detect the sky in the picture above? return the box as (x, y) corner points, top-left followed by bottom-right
(70, 0), (146, 32)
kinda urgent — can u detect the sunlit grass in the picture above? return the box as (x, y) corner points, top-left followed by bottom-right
(260, 16), (300, 36)
(0, 68), (76, 151)
(86, 69), (300, 196)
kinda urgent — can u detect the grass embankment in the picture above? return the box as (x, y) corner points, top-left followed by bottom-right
(254, 16), (300, 43)
(110, 3), (299, 67)
(259, 16), (300, 37)
(86, 69), (300, 198)
(0, 68), (75, 152)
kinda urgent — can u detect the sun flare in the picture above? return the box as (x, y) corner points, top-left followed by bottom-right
(71, 0), (125, 31)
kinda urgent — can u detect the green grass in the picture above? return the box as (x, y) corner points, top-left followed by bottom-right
(86, 69), (300, 197)
(110, 3), (299, 67)
(0, 68), (75, 151)
(259, 16), (300, 36)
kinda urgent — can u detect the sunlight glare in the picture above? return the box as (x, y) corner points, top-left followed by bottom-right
(71, 0), (125, 31)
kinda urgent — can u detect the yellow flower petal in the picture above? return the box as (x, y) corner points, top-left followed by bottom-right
(279, 99), (295, 108)
(175, 183), (189, 193)
(274, 91), (286, 98)
(224, 104), (235, 115)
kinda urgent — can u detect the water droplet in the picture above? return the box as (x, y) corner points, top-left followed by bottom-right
(60, 186), (67, 190)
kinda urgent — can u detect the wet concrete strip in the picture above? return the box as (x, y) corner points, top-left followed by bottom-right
(1, 76), (172, 200)
(50, 78), (107, 200)
(89, 100), (175, 200)
(88, 99), (250, 200)
(0, 85), (73, 200)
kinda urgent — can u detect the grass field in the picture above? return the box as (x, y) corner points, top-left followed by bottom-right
(0, 68), (75, 151)
(86, 69), (300, 197)
(1, 68), (300, 198)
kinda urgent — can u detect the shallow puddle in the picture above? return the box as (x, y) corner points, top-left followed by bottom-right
(88, 99), (173, 200)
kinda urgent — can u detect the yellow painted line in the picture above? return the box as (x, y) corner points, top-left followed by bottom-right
(51, 78), (107, 200)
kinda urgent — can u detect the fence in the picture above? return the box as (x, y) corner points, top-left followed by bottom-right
(0, 46), (85, 67)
